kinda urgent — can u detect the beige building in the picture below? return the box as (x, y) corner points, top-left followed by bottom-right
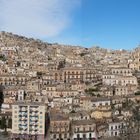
(49, 110), (70, 140)
(62, 67), (84, 84)
(12, 101), (46, 140)
(132, 47), (140, 70)
(71, 120), (97, 140)
(80, 97), (111, 111)
(102, 67), (138, 88)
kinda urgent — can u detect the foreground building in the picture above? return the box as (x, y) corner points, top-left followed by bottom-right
(12, 101), (46, 140)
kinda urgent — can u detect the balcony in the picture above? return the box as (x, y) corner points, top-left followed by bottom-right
(19, 122), (28, 126)
(30, 117), (39, 120)
(29, 129), (38, 133)
(20, 117), (28, 120)
(30, 114), (38, 117)
(30, 124), (38, 127)
(19, 109), (27, 112)
(30, 122), (39, 125)
(19, 114), (28, 117)
(19, 107), (28, 112)
(19, 126), (28, 130)
(19, 115), (28, 118)
(30, 120), (38, 123)
(19, 111), (27, 113)
(30, 108), (39, 112)
(19, 118), (28, 121)
(19, 118), (28, 122)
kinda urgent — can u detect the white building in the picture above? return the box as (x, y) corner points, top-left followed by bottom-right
(72, 120), (97, 140)
(102, 67), (138, 87)
(108, 120), (126, 137)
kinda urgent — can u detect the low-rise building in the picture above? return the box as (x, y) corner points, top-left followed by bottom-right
(49, 110), (70, 140)
(71, 120), (97, 140)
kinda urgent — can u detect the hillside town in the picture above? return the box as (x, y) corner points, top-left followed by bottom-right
(1, 31), (140, 140)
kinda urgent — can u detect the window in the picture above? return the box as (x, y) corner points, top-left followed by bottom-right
(53, 134), (56, 138)
(77, 128), (79, 132)
(83, 127), (85, 131)
(105, 103), (108, 106)
(77, 134), (80, 138)
(89, 133), (92, 138)
(83, 134), (86, 138)
(64, 133), (67, 138)
(115, 132), (117, 136)
(59, 134), (62, 138)
(118, 125), (120, 129)
(111, 132), (113, 136)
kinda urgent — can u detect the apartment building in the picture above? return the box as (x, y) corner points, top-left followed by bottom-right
(12, 101), (46, 140)
(132, 47), (140, 70)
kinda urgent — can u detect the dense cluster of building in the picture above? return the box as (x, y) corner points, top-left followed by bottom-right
(0, 32), (140, 140)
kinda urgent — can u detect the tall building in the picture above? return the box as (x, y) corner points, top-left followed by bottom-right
(132, 47), (140, 71)
(12, 101), (46, 140)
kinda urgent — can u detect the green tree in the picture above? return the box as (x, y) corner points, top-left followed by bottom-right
(0, 86), (4, 112)
(8, 118), (12, 128)
(135, 91), (140, 95)
(0, 55), (6, 61)
(80, 53), (87, 57)
(1, 117), (7, 132)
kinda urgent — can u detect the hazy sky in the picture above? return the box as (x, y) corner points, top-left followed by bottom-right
(0, 0), (140, 49)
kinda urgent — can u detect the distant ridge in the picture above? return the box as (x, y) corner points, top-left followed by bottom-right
(0, 31), (138, 52)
